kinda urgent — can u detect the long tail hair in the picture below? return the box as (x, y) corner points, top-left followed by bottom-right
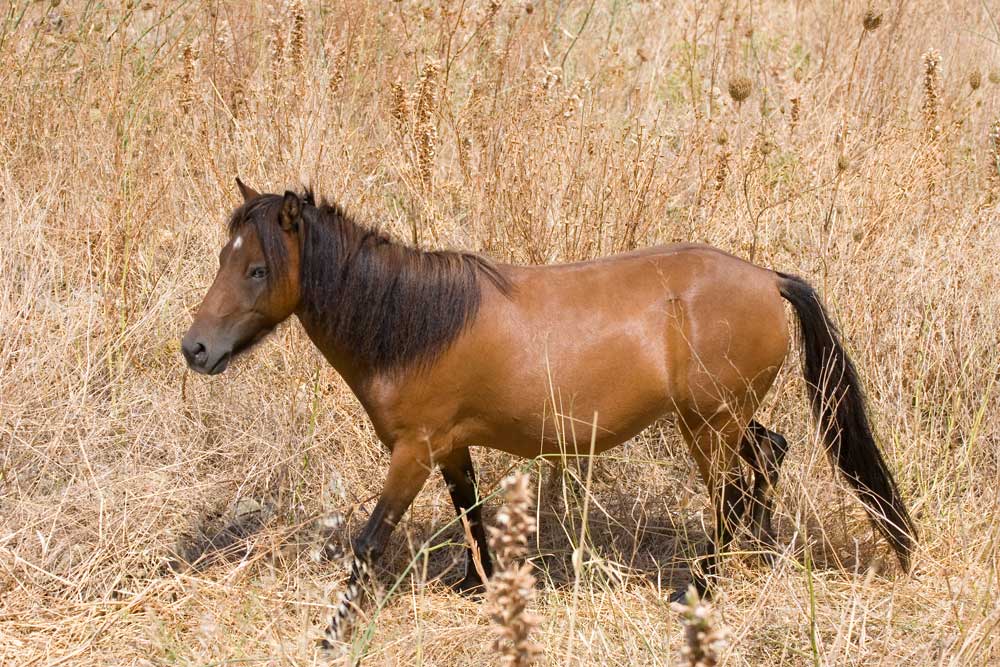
(778, 272), (917, 570)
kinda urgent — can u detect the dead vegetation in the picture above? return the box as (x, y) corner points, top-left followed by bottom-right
(1, 0), (999, 664)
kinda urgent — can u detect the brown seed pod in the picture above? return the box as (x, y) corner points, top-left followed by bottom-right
(862, 9), (883, 32)
(728, 75), (752, 103)
(969, 70), (982, 91)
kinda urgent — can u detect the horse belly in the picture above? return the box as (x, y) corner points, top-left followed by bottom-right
(471, 309), (675, 458)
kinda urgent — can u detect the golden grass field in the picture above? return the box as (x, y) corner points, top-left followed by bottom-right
(3, 0), (1000, 664)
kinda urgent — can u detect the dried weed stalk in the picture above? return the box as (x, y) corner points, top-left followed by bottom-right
(922, 49), (941, 138)
(671, 586), (731, 667)
(178, 42), (196, 114)
(415, 62), (439, 190)
(486, 472), (541, 667)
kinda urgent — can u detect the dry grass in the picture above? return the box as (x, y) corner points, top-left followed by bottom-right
(2, 0), (999, 665)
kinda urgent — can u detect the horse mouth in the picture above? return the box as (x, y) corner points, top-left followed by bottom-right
(227, 325), (275, 364)
(207, 351), (232, 375)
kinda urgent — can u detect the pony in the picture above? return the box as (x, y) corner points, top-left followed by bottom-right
(182, 180), (916, 645)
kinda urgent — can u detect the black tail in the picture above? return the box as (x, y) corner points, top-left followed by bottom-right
(777, 273), (917, 571)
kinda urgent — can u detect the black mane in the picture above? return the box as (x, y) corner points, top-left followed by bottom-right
(229, 190), (512, 372)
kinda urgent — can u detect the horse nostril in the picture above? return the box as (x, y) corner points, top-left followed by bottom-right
(192, 343), (207, 364)
(183, 339), (208, 367)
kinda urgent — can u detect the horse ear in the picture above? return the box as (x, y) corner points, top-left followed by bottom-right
(236, 177), (260, 203)
(279, 191), (301, 231)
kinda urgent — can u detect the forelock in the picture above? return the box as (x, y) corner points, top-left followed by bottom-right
(224, 195), (290, 284)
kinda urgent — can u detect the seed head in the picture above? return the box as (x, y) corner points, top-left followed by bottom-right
(329, 48), (347, 94)
(727, 75), (752, 103)
(671, 586), (731, 667)
(178, 42), (197, 114)
(862, 8), (883, 32)
(390, 79), (409, 136)
(714, 150), (730, 192)
(969, 70), (982, 91)
(789, 96), (801, 134)
(989, 118), (1000, 198)
(922, 49), (941, 138)
(990, 70), (1000, 85)
(288, 0), (305, 69)
(486, 472), (541, 667)
(415, 62), (439, 190)
(837, 153), (850, 173)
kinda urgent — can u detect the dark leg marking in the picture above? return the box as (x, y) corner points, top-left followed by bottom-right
(739, 420), (789, 557)
(439, 448), (493, 594)
(690, 468), (751, 599)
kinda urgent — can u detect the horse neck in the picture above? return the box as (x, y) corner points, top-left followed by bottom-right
(293, 206), (492, 391)
(293, 213), (376, 386)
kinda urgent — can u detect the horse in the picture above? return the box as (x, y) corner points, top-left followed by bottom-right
(181, 179), (917, 645)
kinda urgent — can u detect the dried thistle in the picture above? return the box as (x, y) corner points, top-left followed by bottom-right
(862, 8), (883, 32)
(486, 472), (541, 667)
(789, 95), (801, 134)
(671, 586), (731, 667)
(922, 49), (941, 138)
(415, 62), (439, 190)
(178, 42), (196, 115)
(969, 69), (982, 92)
(727, 75), (752, 105)
(288, 0), (306, 70)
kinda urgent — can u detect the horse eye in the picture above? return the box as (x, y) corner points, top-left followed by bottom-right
(250, 266), (268, 281)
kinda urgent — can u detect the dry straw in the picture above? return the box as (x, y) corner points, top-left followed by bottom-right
(486, 472), (541, 667)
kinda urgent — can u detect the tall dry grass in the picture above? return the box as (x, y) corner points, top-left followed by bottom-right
(1, 0), (999, 665)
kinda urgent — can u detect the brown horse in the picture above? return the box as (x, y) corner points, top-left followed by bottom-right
(182, 180), (916, 644)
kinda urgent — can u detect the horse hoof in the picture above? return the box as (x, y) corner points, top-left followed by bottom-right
(668, 587), (690, 604)
(452, 576), (487, 597)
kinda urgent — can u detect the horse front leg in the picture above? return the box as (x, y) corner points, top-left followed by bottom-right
(323, 443), (432, 647)
(439, 447), (493, 593)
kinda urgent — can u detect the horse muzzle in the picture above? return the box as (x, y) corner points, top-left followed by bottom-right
(181, 331), (233, 375)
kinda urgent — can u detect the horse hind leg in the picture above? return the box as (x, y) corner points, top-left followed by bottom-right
(739, 420), (789, 561)
(678, 413), (753, 600)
